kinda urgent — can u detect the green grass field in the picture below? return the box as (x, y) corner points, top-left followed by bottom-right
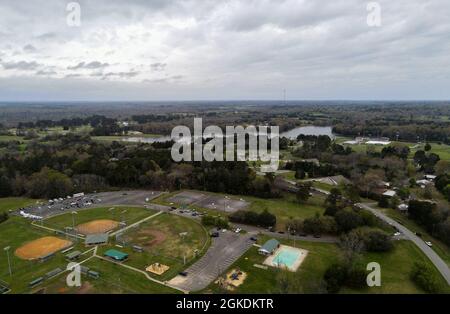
(154, 190), (326, 231)
(0, 207), (205, 293)
(245, 194), (325, 230)
(96, 212), (210, 281)
(0, 197), (40, 214)
(204, 237), (341, 293)
(43, 206), (156, 230)
(0, 216), (89, 293)
(42, 258), (179, 294)
(204, 235), (448, 294)
(0, 135), (26, 142)
(377, 206), (450, 267)
(343, 240), (450, 294)
(336, 137), (450, 161)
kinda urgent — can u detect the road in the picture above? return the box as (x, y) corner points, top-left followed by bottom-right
(168, 231), (255, 292)
(232, 223), (338, 243)
(357, 202), (450, 285)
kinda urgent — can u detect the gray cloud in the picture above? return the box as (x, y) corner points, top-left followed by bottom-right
(1, 60), (40, 71)
(36, 69), (57, 76)
(103, 71), (140, 79)
(150, 62), (167, 71)
(23, 44), (37, 53)
(0, 0), (449, 100)
(68, 61), (110, 70)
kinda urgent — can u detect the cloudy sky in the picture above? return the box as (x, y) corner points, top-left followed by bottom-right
(0, 0), (450, 101)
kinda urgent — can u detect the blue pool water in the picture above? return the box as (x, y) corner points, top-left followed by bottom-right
(272, 248), (301, 268)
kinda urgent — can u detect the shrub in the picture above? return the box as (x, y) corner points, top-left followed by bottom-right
(201, 215), (229, 229)
(410, 261), (442, 293)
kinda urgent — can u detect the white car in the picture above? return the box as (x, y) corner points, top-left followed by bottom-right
(425, 241), (433, 247)
(394, 232), (401, 236)
(235, 228), (242, 233)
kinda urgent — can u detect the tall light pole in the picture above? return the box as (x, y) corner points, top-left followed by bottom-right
(71, 211), (78, 242)
(71, 211), (78, 230)
(121, 210), (127, 223)
(224, 196), (229, 212)
(4, 246), (12, 277)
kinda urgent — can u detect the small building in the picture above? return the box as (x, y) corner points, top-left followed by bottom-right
(104, 249), (128, 261)
(258, 239), (280, 256)
(85, 233), (108, 246)
(65, 250), (81, 261)
(80, 266), (90, 274)
(398, 203), (409, 213)
(29, 277), (44, 288)
(132, 245), (144, 253)
(382, 190), (397, 197)
(39, 253), (55, 263)
(87, 270), (100, 279)
(45, 268), (63, 279)
(416, 179), (433, 188)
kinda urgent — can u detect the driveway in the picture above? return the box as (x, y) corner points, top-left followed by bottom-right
(168, 231), (255, 292)
(357, 203), (450, 285)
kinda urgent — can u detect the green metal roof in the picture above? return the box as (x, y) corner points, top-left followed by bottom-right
(260, 239), (280, 253)
(104, 249), (128, 260)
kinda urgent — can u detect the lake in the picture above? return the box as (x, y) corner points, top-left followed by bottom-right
(280, 126), (334, 139)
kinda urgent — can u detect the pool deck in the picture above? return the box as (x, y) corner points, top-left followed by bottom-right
(263, 245), (308, 272)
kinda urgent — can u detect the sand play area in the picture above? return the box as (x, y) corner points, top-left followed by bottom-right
(15, 236), (73, 260)
(216, 269), (247, 291)
(146, 263), (170, 275)
(76, 219), (119, 235)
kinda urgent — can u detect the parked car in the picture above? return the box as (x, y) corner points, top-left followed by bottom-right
(425, 241), (433, 247)
(210, 231), (219, 238)
(179, 271), (188, 277)
(235, 228), (241, 233)
(250, 236), (258, 241)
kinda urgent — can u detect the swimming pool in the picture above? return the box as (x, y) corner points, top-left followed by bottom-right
(272, 247), (302, 269)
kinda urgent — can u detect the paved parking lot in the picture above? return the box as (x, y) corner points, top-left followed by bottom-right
(168, 191), (249, 213)
(16, 190), (163, 219)
(168, 231), (256, 292)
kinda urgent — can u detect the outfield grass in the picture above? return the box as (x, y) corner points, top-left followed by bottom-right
(0, 197), (40, 214)
(95, 212), (210, 281)
(43, 206), (156, 230)
(0, 216), (88, 293)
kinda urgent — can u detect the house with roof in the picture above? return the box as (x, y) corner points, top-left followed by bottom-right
(258, 239), (280, 256)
